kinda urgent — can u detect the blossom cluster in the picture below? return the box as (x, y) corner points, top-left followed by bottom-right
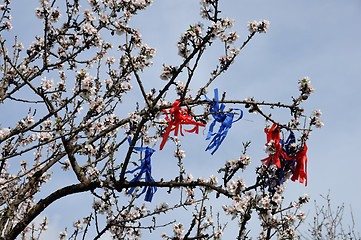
(0, 128), (10, 140)
(226, 177), (246, 195)
(177, 22), (204, 58)
(298, 76), (315, 100)
(311, 109), (324, 128)
(226, 155), (251, 169)
(0, 0), (12, 31)
(247, 20), (270, 33)
(223, 193), (253, 219)
(160, 65), (177, 80)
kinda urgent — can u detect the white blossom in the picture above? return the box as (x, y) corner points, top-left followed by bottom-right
(49, 8), (61, 22)
(73, 220), (83, 230)
(247, 20), (270, 33)
(59, 231), (67, 239)
(0, 128), (10, 140)
(239, 155), (251, 166)
(41, 77), (55, 90)
(21, 115), (35, 128)
(173, 223), (184, 237)
(264, 140), (276, 154)
(160, 65), (176, 80)
(314, 119), (324, 128)
(226, 180), (237, 195)
(272, 193), (283, 206)
(209, 175), (218, 185)
(312, 109), (322, 117)
(174, 149), (186, 159)
(297, 211), (306, 221)
(185, 173), (193, 183)
(106, 56), (116, 64)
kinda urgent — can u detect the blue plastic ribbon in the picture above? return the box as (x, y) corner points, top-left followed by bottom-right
(126, 141), (157, 202)
(281, 130), (296, 156)
(204, 89), (243, 154)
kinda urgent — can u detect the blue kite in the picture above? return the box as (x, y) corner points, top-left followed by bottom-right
(125, 144), (157, 202)
(204, 89), (243, 154)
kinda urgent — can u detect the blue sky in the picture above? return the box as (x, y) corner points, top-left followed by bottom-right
(3, 0), (361, 238)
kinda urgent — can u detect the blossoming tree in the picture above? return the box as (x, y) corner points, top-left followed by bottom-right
(0, 0), (323, 239)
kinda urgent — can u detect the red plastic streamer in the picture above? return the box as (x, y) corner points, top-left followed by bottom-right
(261, 123), (282, 168)
(160, 100), (205, 150)
(291, 144), (308, 186)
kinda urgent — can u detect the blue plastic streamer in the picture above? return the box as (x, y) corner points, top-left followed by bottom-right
(204, 89), (243, 154)
(125, 141), (157, 202)
(281, 130), (296, 156)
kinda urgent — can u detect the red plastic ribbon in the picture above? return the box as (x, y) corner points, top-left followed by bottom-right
(291, 144), (308, 186)
(261, 123), (282, 168)
(261, 123), (292, 168)
(160, 100), (205, 150)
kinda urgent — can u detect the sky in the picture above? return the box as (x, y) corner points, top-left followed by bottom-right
(2, 0), (361, 239)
